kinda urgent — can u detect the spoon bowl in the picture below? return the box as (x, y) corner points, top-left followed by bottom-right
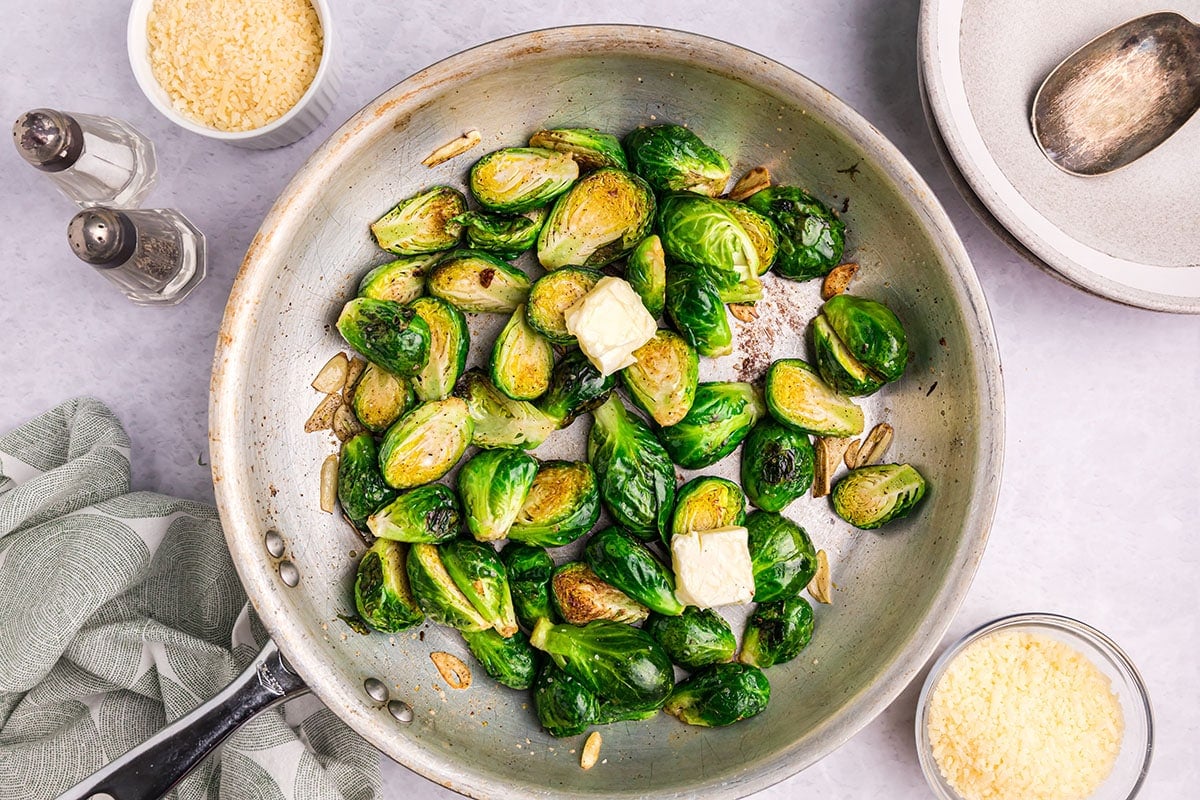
(1032, 11), (1200, 176)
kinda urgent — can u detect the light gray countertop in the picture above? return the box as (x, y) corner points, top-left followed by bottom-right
(2, 1), (1197, 797)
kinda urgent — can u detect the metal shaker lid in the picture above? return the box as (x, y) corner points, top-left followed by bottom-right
(13, 109), (84, 172)
(68, 208), (137, 268)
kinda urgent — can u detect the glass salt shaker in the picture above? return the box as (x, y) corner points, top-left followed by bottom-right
(67, 207), (206, 306)
(13, 109), (157, 208)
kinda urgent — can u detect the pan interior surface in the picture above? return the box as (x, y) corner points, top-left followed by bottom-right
(211, 27), (1003, 800)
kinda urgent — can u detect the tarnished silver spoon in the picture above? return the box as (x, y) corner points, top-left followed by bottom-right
(1032, 11), (1200, 176)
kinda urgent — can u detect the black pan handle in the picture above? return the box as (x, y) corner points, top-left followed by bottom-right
(55, 640), (310, 800)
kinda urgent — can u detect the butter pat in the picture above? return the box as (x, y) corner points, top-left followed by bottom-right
(670, 526), (755, 608)
(563, 276), (656, 376)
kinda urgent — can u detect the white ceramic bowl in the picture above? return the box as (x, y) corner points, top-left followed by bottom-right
(126, 0), (339, 149)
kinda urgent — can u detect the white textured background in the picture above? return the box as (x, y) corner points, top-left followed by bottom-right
(1, 1), (1197, 797)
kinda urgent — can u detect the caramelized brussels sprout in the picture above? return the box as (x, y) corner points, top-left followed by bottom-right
(764, 358), (864, 437)
(623, 124), (731, 197)
(453, 369), (558, 450)
(456, 448), (538, 542)
(724, 202), (778, 276)
(740, 420), (815, 511)
(657, 193), (762, 301)
(745, 186), (845, 280)
(451, 207), (546, 259)
(440, 538), (519, 637)
(537, 168), (656, 270)
(739, 596), (814, 668)
(409, 296), (469, 402)
(664, 262), (732, 358)
(357, 254), (437, 304)
(529, 128), (628, 171)
(500, 542), (557, 629)
(469, 147), (579, 213)
(584, 526), (684, 617)
(551, 562), (648, 625)
(657, 382), (764, 469)
(406, 543), (489, 632)
(370, 185), (465, 255)
(354, 538), (424, 632)
(367, 484), (461, 544)
(534, 661), (598, 738)
(337, 433), (398, 530)
(462, 628), (538, 690)
(588, 395), (676, 543)
(670, 476), (746, 539)
(537, 349), (617, 429)
(426, 249), (532, 314)
(745, 510), (817, 602)
(351, 362), (414, 433)
(377, 398), (473, 489)
(831, 463), (927, 530)
(525, 267), (602, 345)
(336, 297), (431, 377)
(508, 460), (601, 547)
(530, 617), (674, 708)
(490, 304), (554, 401)
(625, 235), (667, 318)
(812, 295), (909, 397)
(620, 330), (698, 427)
(643, 607), (736, 670)
(664, 663), (770, 727)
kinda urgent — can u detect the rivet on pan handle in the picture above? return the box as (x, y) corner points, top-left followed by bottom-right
(53, 640), (310, 800)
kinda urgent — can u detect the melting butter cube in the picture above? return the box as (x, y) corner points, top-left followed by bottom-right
(670, 526), (755, 608)
(563, 276), (656, 376)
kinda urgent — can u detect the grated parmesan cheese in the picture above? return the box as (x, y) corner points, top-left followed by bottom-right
(927, 630), (1124, 800)
(146, 0), (323, 132)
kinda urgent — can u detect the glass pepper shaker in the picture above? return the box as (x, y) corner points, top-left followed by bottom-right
(13, 109), (157, 208)
(67, 207), (206, 306)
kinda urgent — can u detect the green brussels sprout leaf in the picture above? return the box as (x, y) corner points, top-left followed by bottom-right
(657, 381), (764, 469)
(354, 538), (424, 632)
(664, 663), (771, 727)
(587, 395), (676, 542)
(745, 510), (817, 602)
(336, 297), (431, 378)
(440, 538), (519, 637)
(623, 124), (731, 197)
(745, 186), (844, 280)
(456, 448), (538, 542)
(537, 349), (617, 429)
(500, 542), (557, 629)
(461, 628), (538, 690)
(337, 433), (398, 530)
(625, 235), (667, 318)
(584, 526), (684, 616)
(741, 419), (815, 511)
(406, 543), (489, 632)
(534, 661), (599, 738)
(453, 369), (558, 450)
(367, 484), (461, 544)
(451, 207), (546, 259)
(739, 595), (814, 668)
(644, 607), (736, 670)
(664, 262), (732, 358)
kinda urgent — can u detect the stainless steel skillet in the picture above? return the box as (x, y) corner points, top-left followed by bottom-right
(62, 25), (1004, 800)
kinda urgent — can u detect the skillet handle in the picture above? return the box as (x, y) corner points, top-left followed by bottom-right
(55, 640), (310, 800)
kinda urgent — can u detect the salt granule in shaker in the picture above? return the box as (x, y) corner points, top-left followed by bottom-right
(67, 207), (206, 306)
(13, 109), (157, 208)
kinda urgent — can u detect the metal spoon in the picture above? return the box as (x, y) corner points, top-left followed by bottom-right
(1031, 11), (1200, 176)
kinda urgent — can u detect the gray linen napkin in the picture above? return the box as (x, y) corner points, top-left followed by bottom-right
(0, 398), (382, 800)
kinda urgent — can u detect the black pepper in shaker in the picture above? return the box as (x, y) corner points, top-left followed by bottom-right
(67, 207), (206, 306)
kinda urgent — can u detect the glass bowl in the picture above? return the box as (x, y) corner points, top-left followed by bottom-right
(916, 613), (1154, 800)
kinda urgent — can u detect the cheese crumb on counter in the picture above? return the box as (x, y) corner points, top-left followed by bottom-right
(563, 276), (656, 376)
(927, 630), (1124, 800)
(670, 526), (755, 608)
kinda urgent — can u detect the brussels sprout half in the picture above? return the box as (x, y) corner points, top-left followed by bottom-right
(620, 330), (698, 428)
(534, 661), (599, 738)
(337, 433), (398, 530)
(739, 595), (814, 668)
(409, 296), (469, 402)
(537, 349), (617, 429)
(745, 510), (817, 603)
(406, 543), (489, 632)
(812, 295), (909, 397)
(456, 448), (538, 542)
(623, 124), (731, 197)
(525, 267), (602, 345)
(453, 369), (558, 450)
(537, 168), (656, 270)
(741, 419), (815, 512)
(336, 297), (431, 378)
(500, 542), (557, 629)
(657, 382), (764, 470)
(370, 185), (466, 255)
(745, 186), (845, 280)
(351, 362), (415, 433)
(451, 207), (547, 260)
(643, 607), (736, 670)
(426, 249), (532, 314)
(724, 202), (779, 276)
(584, 526), (684, 617)
(490, 304), (554, 401)
(670, 476), (747, 540)
(551, 562), (649, 625)
(831, 463), (927, 530)
(367, 484), (461, 544)
(529, 128), (628, 171)
(357, 254), (438, 304)
(625, 235), (667, 318)
(354, 538), (424, 633)
(588, 395), (676, 543)
(664, 262), (733, 358)
(469, 147), (579, 213)
(664, 663), (771, 727)
(657, 193), (761, 301)
(377, 398), (473, 489)
(765, 358), (864, 437)
(440, 538), (519, 637)
(461, 628), (538, 690)
(508, 460), (600, 548)
(529, 617), (674, 709)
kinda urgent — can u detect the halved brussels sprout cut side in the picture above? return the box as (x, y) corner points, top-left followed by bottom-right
(453, 369), (558, 450)
(469, 147), (579, 213)
(664, 663), (770, 727)
(745, 510), (817, 603)
(525, 267), (602, 345)
(620, 330), (698, 427)
(528, 128), (628, 171)
(409, 296), (469, 402)
(377, 398), (473, 489)
(584, 527), (684, 616)
(461, 628), (538, 690)
(588, 395), (676, 543)
(623, 124), (731, 197)
(440, 538), (519, 637)
(426, 250), (532, 314)
(491, 305), (554, 401)
(406, 543), (489, 632)
(537, 349), (617, 429)
(741, 419), (815, 512)
(812, 294), (909, 397)
(724, 202), (779, 276)
(551, 562), (649, 625)
(336, 298), (431, 378)
(657, 382), (764, 470)
(831, 463), (927, 530)
(355, 539), (424, 633)
(370, 185), (466, 255)
(744, 185), (844, 280)
(508, 460), (600, 547)
(739, 596), (814, 668)
(451, 208), (546, 259)
(367, 484), (461, 544)
(644, 607), (736, 670)
(765, 358), (864, 436)
(357, 254), (437, 303)
(337, 433), (397, 530)
(625, 235), (667, 318)
(537, 168), (656, 270)
(670, 476), (746, 540)
(665, 263), (733, 358)
(456, 448), (538, 542)
(351, 362), (414, 433)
